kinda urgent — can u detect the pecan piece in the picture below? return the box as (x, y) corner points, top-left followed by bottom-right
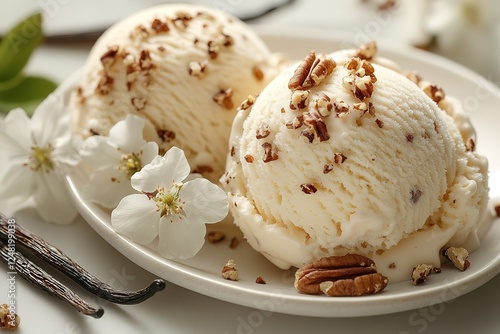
(411, 264), (434, 285)
(303, 112), (330, 142)
(354, 41), (377, 60)
(288, 51), (336, 90)
(444, 247), (470, 271)
(213, 88), (234, 109)
(262, 142), (278, 163)
(256, 123), (271, 139)
(294, 254), (388, 296)
(221, 259), (239, 281)
(207, 231), (225, 243)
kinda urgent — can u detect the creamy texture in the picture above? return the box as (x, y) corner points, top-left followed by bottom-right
(69, 3), (280, 182)
(222, 50), (489, 282)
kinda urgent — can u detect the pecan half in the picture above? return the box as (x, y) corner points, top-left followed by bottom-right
(294, 254), (388, 296)
(288, 51), (336, 90)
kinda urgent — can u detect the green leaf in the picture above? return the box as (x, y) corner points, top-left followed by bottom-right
(0, 12), (43, 82)
(0, 75), (57, 116)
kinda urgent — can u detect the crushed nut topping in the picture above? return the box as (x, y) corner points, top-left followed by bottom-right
(100, 46), (119, 69)
(303, 112), (330, 142)
(256, 123), (271, 139)
(230, 146), (235, 157)
(188, 60), (208, 78)
(444, 247), (470, 271)
(314, 94), (333, 117)
(406, 71), (423, 85)
(151, 18), (170, 33)
(286, 115), (304, 129)
(421, 82), (445, 104)
(343, 58), (376, 101)
(354, 41), (377, 60)
(410, 187), (422, 204)
(262, 142), (278, 163)
(131, 97), (147, 111)
(130, 25), (149, 40)
(333, 153), (347, 164)
(300, 129), (315, 143)
(173, 11), (193, 29)
(213, 88), (234, 109)
(255, 276), (267, 284)
(323, 164), (334, 174)
(244, 154), (255, 163)
(221, 259), (239, 281)
(333, 98), (350, 117)
(207, 231), (226, 243)
(294, 254), (388, 296)
(406, 134), (414, 143)
(301, 183), (318, 194)
(252, 66), (264, 81)
(157, 129), (176, 142)
(465, 138), (475, 152)
(229, 237), (239, 249)
(0, 303), (20, 331)
(290, 90), (310, 110)
(411, 264), (434, 285)
(375, 118), (384, 128)
(207, 40), (220, 59)
(238, 95), (256, 111)
(288, 51), (336, 90)
(139, 50), (155, 71)
(95, 74), (114, 95)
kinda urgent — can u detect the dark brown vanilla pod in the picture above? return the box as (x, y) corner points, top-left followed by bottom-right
(0, 240), (104, 318)
(0, 214), (166, 305)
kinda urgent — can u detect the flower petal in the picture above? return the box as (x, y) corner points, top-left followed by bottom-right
(131, 155), (165, 193)
(31, 93), (69, 146)
(162, 146), (191, 184)
(52, 135), (81, 167)
(108, 114), (146, 153)
(181, 179), (229, 224)
(139, 141), (159, 166)
(83, 168), (134, 209)
(157, 214), (206, 259)
(33, 171), (78, 224)
(80, 136), (122, 169)
(0, 108), (31, 153)
(111, 194), (159, 244)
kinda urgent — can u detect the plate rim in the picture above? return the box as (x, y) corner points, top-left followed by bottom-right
(61, 28), (500, 318)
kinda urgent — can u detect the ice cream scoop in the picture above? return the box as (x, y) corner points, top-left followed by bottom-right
(221, 43), (489, 282)
(69, 3), (280, 182)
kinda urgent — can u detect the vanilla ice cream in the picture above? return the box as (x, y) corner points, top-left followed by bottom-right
(69, 3), (280, 182)
(221, 43), (489, 282)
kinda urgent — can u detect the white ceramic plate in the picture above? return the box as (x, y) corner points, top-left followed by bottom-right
(63, 28), (500, 318)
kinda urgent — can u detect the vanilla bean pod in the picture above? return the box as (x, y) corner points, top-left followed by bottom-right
(0, 214), (165, 304)
(0, 240), (104, 318)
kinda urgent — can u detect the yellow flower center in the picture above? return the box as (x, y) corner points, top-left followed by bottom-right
(29, 145), (54, 172)
(153, 185), (182, 218)
(118, 153), (142, 179)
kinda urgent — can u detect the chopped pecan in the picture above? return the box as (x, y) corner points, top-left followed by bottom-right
(300, 183), (317, 194)
(188, 60), (208, 78)
(411, 264), (433, 285)
(303, 112), (330, 142)
(290, 90), (309, 110)
(151, 18), (170, 33)
(157, 129), (176, 142)
(131, 97), (147, 111)
(465, 138), (475, 152)
(444, 247), (470, 271)
(256, 123), (271, 139)
(252, 66), (264, 81)
(100, 46), (119, 69)
(221, 259), (239, 281)
(262, 142), (278, 163)
(354, 41), (377, 60)
(229, 237), (239, 249)
(286, 115), (304, 129)
(314, 94), (333, 117)
(288, 51), (336, 90)
(95, 74), (114, 95)
(244, 154), (254, 163)
(375, 118), (384, 128)
(421, 82), (445, 104)
(294, 254), (388, 296)
(333, 153), (347, 164)
(213, 88), (234, 109)
(255, 276), (266, 284)
(207, 231), (226, 243)
(139, 50), (155, 71)
(239, 95), (256, 111)
(333, 98), (350, 117)
(0, 303), (20, 331)
(410, 187), (422, 204)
